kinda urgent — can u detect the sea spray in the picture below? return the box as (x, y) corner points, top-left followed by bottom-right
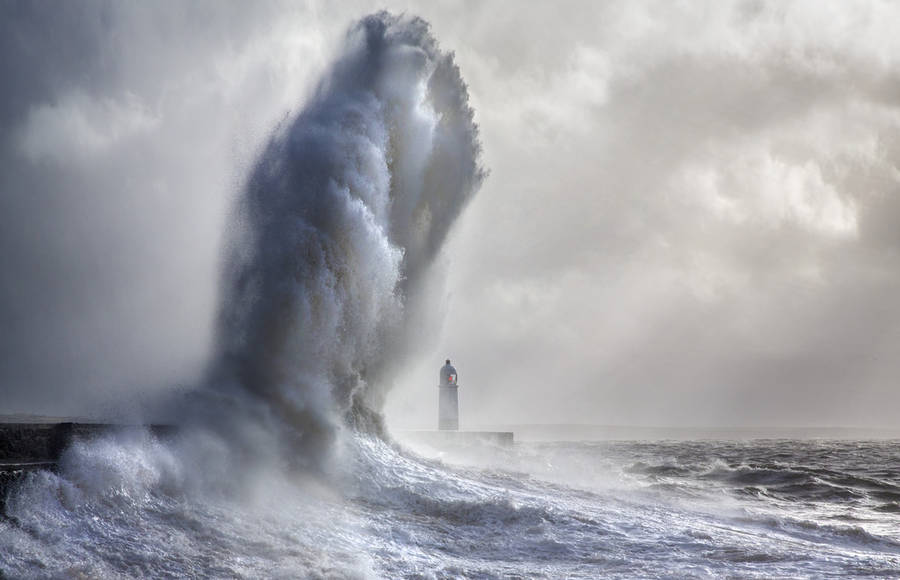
(205, 13), (486, 459)
(201, 12), (485, 467)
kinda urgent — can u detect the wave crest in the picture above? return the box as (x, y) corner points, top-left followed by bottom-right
(204, 12), (484, 463)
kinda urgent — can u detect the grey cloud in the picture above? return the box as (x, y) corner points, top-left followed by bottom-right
(387, 0), (900, 430)
(2, 1), (899, 429)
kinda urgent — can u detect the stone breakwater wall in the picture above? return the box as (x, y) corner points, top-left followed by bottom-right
(0, 420), (176, 514)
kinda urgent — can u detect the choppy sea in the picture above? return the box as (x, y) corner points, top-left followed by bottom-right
(2, 434), (899, 578)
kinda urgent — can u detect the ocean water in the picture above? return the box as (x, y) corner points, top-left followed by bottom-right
(2, 434), (899, 578)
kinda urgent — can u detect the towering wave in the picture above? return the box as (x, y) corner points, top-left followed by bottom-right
(206, 12), (485, 463)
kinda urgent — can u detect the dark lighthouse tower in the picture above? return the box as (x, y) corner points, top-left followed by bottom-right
(438, 359), (459, 430)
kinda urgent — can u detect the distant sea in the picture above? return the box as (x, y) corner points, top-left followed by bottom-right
(478, 423), (900, 441)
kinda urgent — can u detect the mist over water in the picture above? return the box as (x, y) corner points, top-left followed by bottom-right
(200, 12), (484, 463)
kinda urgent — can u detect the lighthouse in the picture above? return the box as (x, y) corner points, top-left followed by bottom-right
(438, 359), (459, 430)
(395, 359), (512, 447)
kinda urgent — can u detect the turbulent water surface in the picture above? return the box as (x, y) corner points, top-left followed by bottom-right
(2, 437), (900, 578)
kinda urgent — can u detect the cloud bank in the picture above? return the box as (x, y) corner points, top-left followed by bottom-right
(1, 1), (898, 429)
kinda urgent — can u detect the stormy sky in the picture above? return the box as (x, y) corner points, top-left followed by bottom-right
(2, 1), (899, 428)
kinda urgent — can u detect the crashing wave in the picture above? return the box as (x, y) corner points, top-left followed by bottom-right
(202, 12), (485, 465)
